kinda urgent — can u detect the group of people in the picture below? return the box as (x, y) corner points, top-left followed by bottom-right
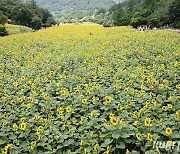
(138, 25), (157, 31)
(138, 25), (148, 31)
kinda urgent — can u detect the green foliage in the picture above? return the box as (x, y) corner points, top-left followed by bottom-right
(0, 24), (179, 153)
(0, 24), (8, 36)
(45, 16), (56, 27)
(0, 0), (56, 29)
(130, 16), (145, 28)
(0, 12), (8, 25)
(169, 0), (180, 28)
(33, 0), (116, 20)
(31, 16), (42, 30)
(111, 0), (177, 28)
(150, 18), (160, 28)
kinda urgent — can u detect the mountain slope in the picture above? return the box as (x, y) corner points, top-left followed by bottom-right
(37, 0), (114, 19)
(28, 0), (125, 20)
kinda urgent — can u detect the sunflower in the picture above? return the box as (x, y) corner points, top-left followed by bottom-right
(27, 103), (32, 109)
(87, 90), (91, 95)
(90, 111), (95, 117)
(144, 117), (151, 127)
(98, 66), (104, 72)
(13, 81), (18, 87)
(168, 96), (173, 101)
(159, 84), (164, 89)
(77, 76), (82, 80)
(147, 133), (153, 142)
(12, 123), (18, 130)
(156, 148), (161, 154)
(105, 96), (111, 103)
(82, 99), (87, 104)
(43, 94), (48, 99)
(126, 149), (131, 154)
(162, 106), (166, 111)
(152, 99), (156, 106)
(176, 85), (180, 89)
(120, 119), (124, 124)
(80, 140), (83, 146)
(66, 106), (72, 113)
(117, 103), (123, 111)
(157, 73), (161, 77)
(84, 148), (87, 154)
(114, 85), (118, 91)
(110, 117), (118, 126)
(165, 127), (172, 135)
(152, 80), (157, 85)
(18, 98), (23, 103)
(3, 121), (8, 126)
(103, 146), (110, 154)
(124, 88), (128, 93)
(20, 122), (26, 131)
(37, 126), (44, 132)
(57, 106), (63, 112)
(136, 133), (141, 141)
(56, 81), (61, 87)
(159, 118), (163, 125)
(80, 116), (85, 122)
(60, 89), (66, 96)
(109, 113), (115, 119)
(143, 70), (148, 74)
(11, 101), (16, 106)
(30, 97), (34, 102)
(167, 141), (173, 147)
(34, 115), (40, 121)
(31, 141), (36, 147)
(44, 77), (48, 82)
(168, 104), (173, 109)
(84, 84), (88, 88)
(3, 144), (11, 154)
(94, 143), (99, 151)
(21, 76), (26, 80)
(133, 121), (138, 126)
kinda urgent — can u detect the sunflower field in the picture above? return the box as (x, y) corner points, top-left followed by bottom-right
(0, 24), (179, 154)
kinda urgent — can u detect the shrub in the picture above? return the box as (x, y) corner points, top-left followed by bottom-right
(0, 25), (8, 36)
(0, 12), (8, 25)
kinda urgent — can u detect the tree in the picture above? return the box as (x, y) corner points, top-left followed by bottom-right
(169, 0), (180, 28)
(112, 4), (125, 25)
(0, 0), (56, 30)
(45, 16), (56, 27)
(0, 25), (8, 36)
(31, 16), (42, 30)
(0, 12), (8, 25)
(150, 17), (160, 27)
(11, 4), (34, 27)
(0, 12), (8, 36)
(130, 16), (145, 28)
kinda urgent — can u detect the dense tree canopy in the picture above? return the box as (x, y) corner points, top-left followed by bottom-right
(169, 0), (180, 28)
(0, 0), (56, 30)
(0, 12), (8, 25)
(0, 12), (8, 36)
(111, 0), (179, 28)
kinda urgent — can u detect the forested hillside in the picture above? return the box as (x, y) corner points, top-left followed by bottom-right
(94, 0), (179, 28)
(29, 0), (125, 20)
(0, 0), (56, 30)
